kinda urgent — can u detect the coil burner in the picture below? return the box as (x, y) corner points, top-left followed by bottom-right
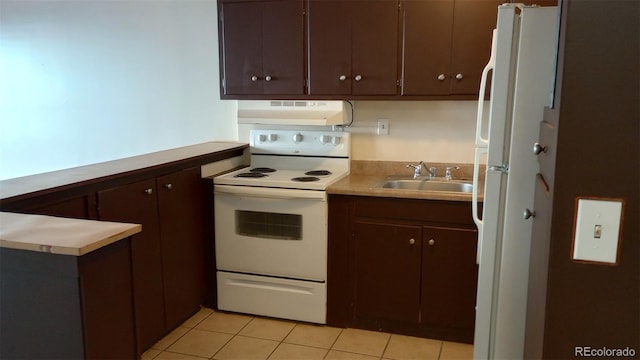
(291, 176), (320, 182)
(305, 170), (332, 176)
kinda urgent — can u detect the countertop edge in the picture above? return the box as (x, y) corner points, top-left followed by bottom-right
(327, 174), (479, 202)
(0, 212), (142, 256)
(0, 141), (248, 203)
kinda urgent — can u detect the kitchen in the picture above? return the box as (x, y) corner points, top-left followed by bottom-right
(0, 1), (638, 360)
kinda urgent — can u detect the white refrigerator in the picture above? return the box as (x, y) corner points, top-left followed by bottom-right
(472, 4), (559, 359)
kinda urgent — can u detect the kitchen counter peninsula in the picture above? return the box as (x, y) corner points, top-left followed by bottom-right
(0, 140), (248, 355)
(0, 211), (140, 255)
(0, 212), (141, 359)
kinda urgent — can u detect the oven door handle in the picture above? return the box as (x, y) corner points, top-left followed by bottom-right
(214, 184), (327, 201)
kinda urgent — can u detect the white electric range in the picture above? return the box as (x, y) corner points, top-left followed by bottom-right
(213, 129), (350, 324)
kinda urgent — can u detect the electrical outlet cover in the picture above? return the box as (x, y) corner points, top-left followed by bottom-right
(572, 198), (624, 264)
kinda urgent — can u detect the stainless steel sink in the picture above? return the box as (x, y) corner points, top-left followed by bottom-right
(380, 179), (473, 193)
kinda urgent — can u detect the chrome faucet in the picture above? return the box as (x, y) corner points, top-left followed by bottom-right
(406, 161), (426, 178)
(406, 162), (437, 179)
(445, 166), (460, 180)
(427, 166), (437, 178)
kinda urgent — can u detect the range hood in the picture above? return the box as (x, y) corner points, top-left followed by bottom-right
(237, 100), (347, 126)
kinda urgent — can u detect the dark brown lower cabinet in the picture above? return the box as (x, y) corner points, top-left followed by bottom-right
(329, 195), (478, 343)
(354, 222), (422, 323)
(157, 168), (206, 330)
(98, 167), (206, 352)
(421, 226), (478, 331)
(98, 178), (165, 352)
(0, 239), (136, 359)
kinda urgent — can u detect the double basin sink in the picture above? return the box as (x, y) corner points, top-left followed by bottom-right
(379, 178), (473, 193)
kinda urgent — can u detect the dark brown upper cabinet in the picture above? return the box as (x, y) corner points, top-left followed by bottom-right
(402, 0), (501, 96)
(218, 0), (305, 97)
(217, 0), (506, 99)
(307, 0), (400, 96)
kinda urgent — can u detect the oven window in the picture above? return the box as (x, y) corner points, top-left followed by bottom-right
(235, 210), (302, 240)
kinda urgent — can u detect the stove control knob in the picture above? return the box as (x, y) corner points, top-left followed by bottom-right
(292, 133), (303, 143)
(258, 134), (267, 142)
(331, 136), (342, 146)
(268, 134), (278, 142)
(320, 135), (332, 144)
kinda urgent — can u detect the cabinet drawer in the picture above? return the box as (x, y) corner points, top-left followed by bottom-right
(354, 197), (474, 226)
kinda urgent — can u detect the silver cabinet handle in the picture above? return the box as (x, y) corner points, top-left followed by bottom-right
(265, 75), (272, 82)
(354, 75), (363, 81)
(437, 74), (446, 81)
(339, 75), (347, 81)
(164, 183), (172, 190)
(251, 75), (259, 82)
(533, 142), (547, 155)
(455, 73), (463, 80)
(428, 239), (435, 246)
(524, 208), (536, 219)
(409, 238), (416, 245)
(144, 188), (153, 195)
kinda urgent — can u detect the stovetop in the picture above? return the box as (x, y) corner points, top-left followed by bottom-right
(214, 129), (350, 190)
(214, 164), (349, 190)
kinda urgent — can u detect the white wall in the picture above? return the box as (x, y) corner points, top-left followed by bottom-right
(349, 101), (478, 164)
(0, 0), (237, 180)
(0, 0), (479, 181)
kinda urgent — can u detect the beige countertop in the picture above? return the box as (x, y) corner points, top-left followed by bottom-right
(0, 141), (247, 201)
(327, 160), (482, 202)
(328, 174), (475, 202)
(0, 212), (141, 256)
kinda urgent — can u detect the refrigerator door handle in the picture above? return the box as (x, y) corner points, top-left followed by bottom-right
(475, 29), (498, 147)
(472, 147), (487, 264)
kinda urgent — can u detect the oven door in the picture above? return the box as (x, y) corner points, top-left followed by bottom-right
(214, 184), (327, 281)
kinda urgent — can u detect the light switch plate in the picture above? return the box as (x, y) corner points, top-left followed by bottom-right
(377, 119), (389, 135)
(572, 198), (624, 264)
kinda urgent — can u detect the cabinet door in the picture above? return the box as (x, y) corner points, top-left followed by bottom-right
(402, 0), (455, 95)
(353, 221), (421, 323)
(157, 167), (206, 329)
(421, 226), (478, 329)
(79, 239), (137, 359)
(262, 0), (304, 95)
(220, 1), (262, 95)
(449, 0), (501, 95)
(308, 0), (399, 96)
(351, 0), (399, 95)
(97, 179), (165, 352)
(220, 0), (304, 95)
(307, 0), (351, 95)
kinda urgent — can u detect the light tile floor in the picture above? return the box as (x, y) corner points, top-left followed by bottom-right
(142, 307), (473, 360)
